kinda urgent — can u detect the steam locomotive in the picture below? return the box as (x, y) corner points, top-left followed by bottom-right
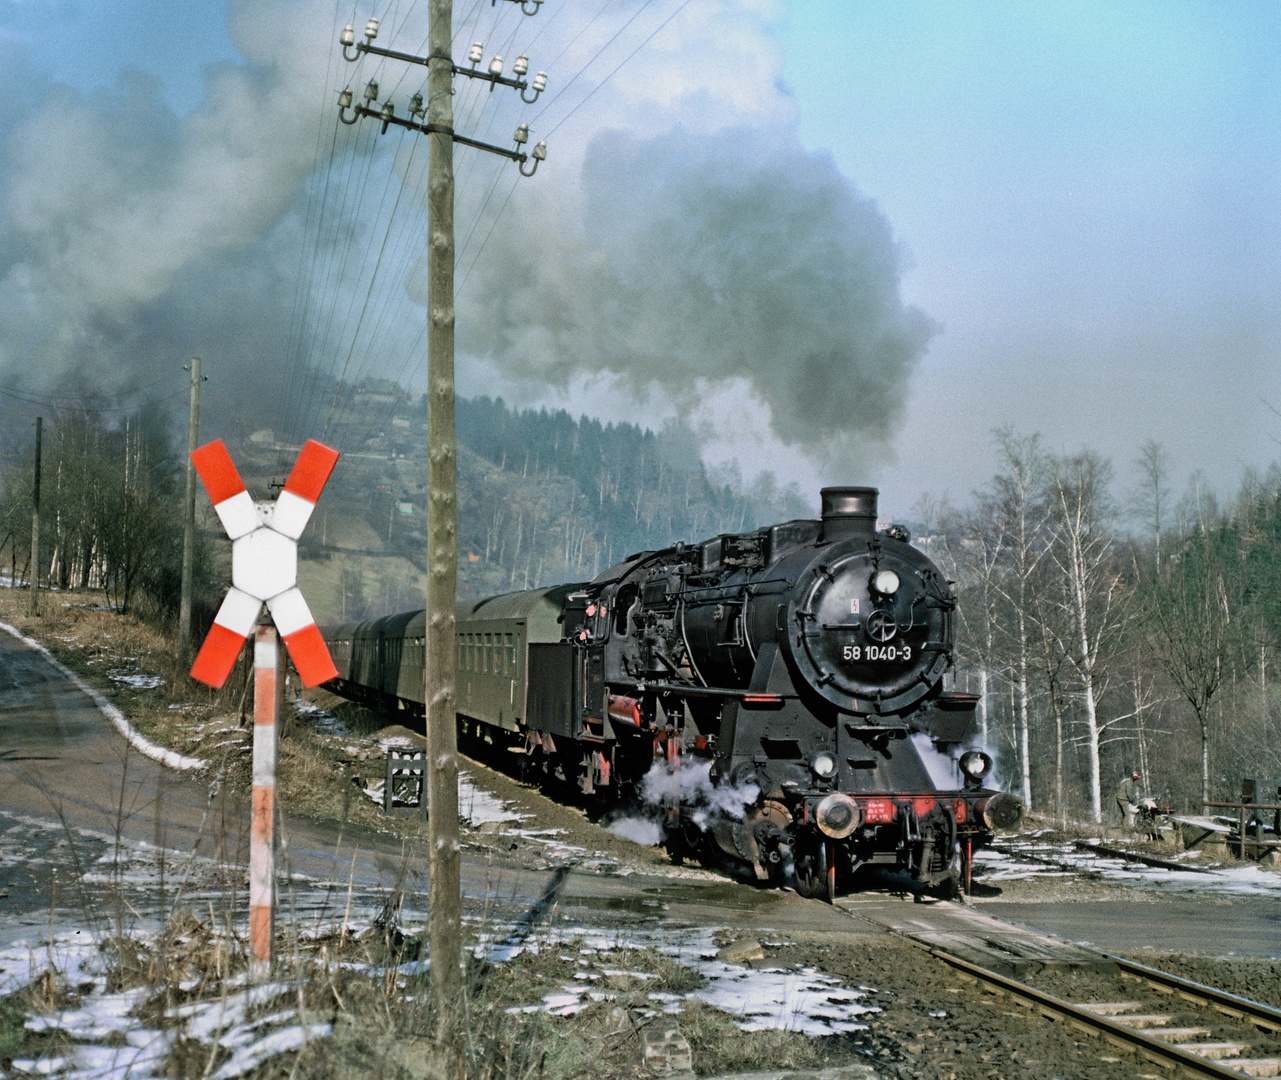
(322, 487), (1022, 900)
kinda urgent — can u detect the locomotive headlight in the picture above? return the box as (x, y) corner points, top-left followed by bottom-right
(959, 750), (993, 781)
(810, 751), (838, 779)
(872, 569), (900, 596)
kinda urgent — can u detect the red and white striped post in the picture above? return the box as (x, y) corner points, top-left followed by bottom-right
(249, 623), (278, 977)
(186, 438), (340, 980)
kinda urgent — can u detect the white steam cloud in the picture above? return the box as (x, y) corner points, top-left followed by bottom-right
(0, 1), (334, 418)
(606, 758), (760, 847)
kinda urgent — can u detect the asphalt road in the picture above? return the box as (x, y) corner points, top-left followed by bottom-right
(981, 898), (1281, 958)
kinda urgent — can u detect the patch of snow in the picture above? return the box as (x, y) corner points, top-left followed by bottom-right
(459, 771), (525, 826)
(107, 670), (164, 690)
(975, 838), (1281, 899)
(209, 1024), (331, 1080)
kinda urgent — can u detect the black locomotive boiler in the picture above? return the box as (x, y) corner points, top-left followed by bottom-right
(323, 487), (1022, 900)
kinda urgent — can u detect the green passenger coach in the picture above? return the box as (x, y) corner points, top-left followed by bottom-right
(454, 585), (584, 735)
(325, 585), (585, 732)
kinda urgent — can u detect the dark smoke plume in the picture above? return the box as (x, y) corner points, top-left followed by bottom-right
(0, 5), (331, 435)
(457, 126), (937, 465)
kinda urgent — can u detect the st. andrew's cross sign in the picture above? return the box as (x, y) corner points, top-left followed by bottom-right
(189, 439), (340, 688)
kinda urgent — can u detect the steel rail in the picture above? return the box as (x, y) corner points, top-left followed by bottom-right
(975, 908), (1281, 1032)
(1088, 951), (1281, 1034)
(924, 947), (1260, 1079)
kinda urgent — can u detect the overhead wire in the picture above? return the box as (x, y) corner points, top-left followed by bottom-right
(0, 381), (190, 414)
(289, 119), (385, 442)
(303, 2), (498, 442)
(277, 0), (358, 438)
(454, 0), (694, 305)
(530, 0), (662, 128)
(366, 0), (649, 422)
(281, 3), (385, 440)
(321, 128), (422, 438)
(543, 0), (693, 138)
(285, 0), (688, 447)
(335, 0), (516, 444)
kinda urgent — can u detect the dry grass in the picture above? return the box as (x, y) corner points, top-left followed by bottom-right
(3, 850), (878, 1080)
(0, 587), (439, 843)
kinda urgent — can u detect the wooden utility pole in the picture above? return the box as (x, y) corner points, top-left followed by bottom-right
(179, 357), (202, 658)
(29, 416), (41, 614)
(335, 1), (546, 1040)
(425, 0), (462, 1037)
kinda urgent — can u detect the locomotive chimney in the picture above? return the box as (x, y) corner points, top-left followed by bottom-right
(819, 486), (878, 542)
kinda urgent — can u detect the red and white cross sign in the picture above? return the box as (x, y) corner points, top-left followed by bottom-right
(189, 439), (340, 689)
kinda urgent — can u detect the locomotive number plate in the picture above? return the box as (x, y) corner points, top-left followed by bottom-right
(842, 644), (913, 662)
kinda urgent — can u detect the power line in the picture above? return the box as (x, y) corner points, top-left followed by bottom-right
(545, 0), (696, 138)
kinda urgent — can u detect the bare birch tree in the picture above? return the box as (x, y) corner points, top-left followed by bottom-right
(1131, 440), (1171, 571)
(1047, 451), (1132, 822)
(983, 427), (1051, 811)
(1144, 523), (1247, 805)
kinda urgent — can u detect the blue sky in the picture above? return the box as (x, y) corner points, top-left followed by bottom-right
(773, 2), (1281, 514)
(2, 0), (1279, 520)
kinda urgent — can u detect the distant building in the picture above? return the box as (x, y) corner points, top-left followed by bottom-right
(354, 377), (403, 405)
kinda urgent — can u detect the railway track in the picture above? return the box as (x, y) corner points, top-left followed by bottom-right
(833, 896), (1281, 1077)
(921, 929), (1281, 1077)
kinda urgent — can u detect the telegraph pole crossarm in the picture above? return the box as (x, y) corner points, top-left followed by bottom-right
(340, 33), (547, 100)
(336, 96), (544, 169)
